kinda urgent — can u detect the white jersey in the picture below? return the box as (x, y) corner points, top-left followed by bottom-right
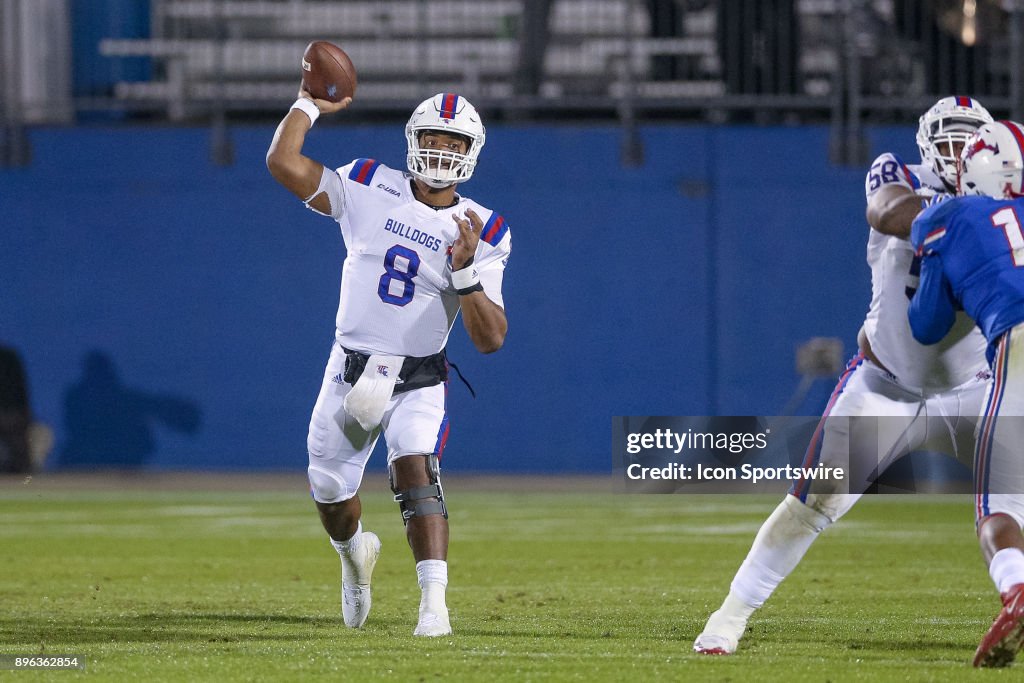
(862, 153), (985, 391)
(311, 159), (511, 357)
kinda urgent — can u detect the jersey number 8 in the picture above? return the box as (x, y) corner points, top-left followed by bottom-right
(378, 244), (420, 306)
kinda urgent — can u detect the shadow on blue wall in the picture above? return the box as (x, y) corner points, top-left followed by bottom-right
(59, 350), (202, 468)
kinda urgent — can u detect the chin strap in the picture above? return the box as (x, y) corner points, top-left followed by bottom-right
(410, 179), (459, 207)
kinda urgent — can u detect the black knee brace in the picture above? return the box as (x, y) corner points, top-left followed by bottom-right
(389, 454), (448, 524)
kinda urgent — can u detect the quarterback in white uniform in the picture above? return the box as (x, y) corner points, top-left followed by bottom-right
(267, 90), (510, 637)
(694, 97), (993, 655)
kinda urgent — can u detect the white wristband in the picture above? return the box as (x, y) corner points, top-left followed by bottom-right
(290, 97), (320, 126)
(451, 264), (480, 291)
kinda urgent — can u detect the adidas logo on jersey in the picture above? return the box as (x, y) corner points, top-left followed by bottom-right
(331, 373), (345, 385)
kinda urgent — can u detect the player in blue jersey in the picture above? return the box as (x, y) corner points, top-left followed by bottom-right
(909, 120), (1024, 667)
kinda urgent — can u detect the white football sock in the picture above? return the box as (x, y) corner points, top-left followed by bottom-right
(990, 547), (1024, 594)
(716, 591), (757, 623)
(416, 560), (448, 613)
(729, 495), (831, 609)
(330, 521), (362, 556)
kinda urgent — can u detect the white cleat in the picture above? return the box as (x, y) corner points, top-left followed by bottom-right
(413, 608), (452, 637)
(693, 609), (746, 655)
(341, 531), (381, 628)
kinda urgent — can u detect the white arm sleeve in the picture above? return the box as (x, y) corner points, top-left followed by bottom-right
(303, 166), (346, 219)
(475, 233), (511, 309)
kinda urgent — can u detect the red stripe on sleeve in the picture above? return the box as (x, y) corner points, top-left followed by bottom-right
(355, 159), (374, 184)
(482, 215), (504, 243)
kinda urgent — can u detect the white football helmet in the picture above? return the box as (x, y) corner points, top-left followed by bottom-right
(959, 120), (1024, 199)
(405, 93), (486, 188)
(916, 96), (993, 190)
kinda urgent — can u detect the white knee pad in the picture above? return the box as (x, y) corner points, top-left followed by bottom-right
(308, 465), (356, 504)
(784, 493), (837, 531)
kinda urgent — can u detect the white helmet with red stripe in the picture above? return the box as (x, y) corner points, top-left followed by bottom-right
(959, 120), (1024, 198)
(916, 96), (993, 190)
(406, 93), (486, 188)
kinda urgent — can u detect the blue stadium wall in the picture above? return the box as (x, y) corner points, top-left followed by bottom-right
(2, 124), (914, 473)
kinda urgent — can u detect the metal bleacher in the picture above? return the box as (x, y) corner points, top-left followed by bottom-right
(98, 0), (726, 120)
(91, 0), (1024, 130)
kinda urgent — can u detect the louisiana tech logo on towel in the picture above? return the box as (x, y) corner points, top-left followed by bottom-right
(376, 365), (389, 377)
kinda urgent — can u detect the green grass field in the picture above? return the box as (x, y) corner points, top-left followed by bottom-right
(0, 475), (1014, 681)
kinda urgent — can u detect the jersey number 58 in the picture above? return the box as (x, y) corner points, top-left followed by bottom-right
(868, 159), (900, 192)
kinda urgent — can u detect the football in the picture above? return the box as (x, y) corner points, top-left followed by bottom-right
(301, 41), (357, 103)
